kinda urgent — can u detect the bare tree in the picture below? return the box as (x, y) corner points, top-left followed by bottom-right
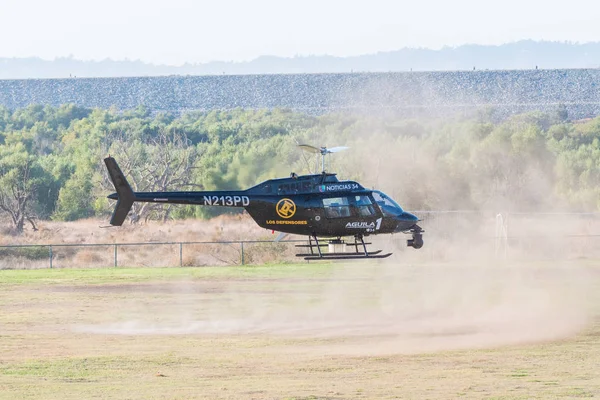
(0, 145), (40, 233)
(102, 129), (200, 223)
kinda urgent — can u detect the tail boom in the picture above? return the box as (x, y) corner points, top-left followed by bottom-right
(131, 192), (250, 207)
(104, 157), (250, 226)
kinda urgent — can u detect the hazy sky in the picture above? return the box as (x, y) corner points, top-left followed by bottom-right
(2, 0), (599, 65)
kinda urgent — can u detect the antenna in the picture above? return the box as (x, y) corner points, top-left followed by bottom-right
(298, 144), (349, 173)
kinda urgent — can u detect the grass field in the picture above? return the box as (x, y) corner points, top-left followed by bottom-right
(1, 261), (599, 399)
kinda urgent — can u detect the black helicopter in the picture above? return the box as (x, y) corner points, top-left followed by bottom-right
(104, 145), (424, 260)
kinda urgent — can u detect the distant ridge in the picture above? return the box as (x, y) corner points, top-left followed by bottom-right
(1, 40), (600, 79)
(1, 69), (600, 120)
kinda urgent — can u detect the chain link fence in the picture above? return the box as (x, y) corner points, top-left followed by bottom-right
(0, 212), (598, 269)
(0, 240), (306, 269)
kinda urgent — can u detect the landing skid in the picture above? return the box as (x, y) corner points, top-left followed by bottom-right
(300, 251), (392, 261)
(296, 235), (392, 260)
(295, 242), (372, 248)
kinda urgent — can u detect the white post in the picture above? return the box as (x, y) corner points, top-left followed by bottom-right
(495, 213), (508, 260)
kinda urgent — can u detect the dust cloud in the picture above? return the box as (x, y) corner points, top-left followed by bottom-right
(75, 258), (595, 355)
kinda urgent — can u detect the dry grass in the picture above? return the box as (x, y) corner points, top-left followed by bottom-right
(0, 261), (599, 399)
(0, 214), (268, 246)
(0, 215), (298, 269)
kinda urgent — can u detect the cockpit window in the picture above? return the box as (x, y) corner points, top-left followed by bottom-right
(372, 191), (403, 215)
(355, 195), (376, 216)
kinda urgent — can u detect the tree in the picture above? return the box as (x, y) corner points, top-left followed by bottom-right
(53, 168), (95, 221)
(0, 143), (48, 233)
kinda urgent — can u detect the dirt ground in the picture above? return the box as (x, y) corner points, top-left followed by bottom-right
(1, 261), (599, 399)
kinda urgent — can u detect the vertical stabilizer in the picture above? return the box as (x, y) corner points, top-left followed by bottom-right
(104, 157), (135, 226)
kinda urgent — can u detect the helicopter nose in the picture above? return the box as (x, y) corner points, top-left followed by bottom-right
(401, 212), (419, 222)
(395, 212), (419, 231)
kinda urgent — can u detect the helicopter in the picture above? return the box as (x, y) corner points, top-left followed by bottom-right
(104, 144), (424, 260)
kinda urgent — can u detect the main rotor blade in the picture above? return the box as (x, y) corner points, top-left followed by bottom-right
(298, 144), (321, 154)
(326, 146), (349, 153)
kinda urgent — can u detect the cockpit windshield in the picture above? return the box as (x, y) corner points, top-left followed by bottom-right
(372, 191), (404, 215)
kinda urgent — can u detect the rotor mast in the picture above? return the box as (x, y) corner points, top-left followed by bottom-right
(298, 144), (349, 173)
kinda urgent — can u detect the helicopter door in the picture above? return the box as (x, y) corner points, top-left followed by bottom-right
(321, 196), (354, 234)
(350, 194), (383, 233)
(353, 195), (379, 218)
(322, 197), (352, 217)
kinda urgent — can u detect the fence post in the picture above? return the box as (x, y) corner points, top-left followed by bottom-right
(240, 242), (244, 265)
(179, 243), (183, 267)
(114, 244), (118, 268)
(49, 246), (53, 269)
